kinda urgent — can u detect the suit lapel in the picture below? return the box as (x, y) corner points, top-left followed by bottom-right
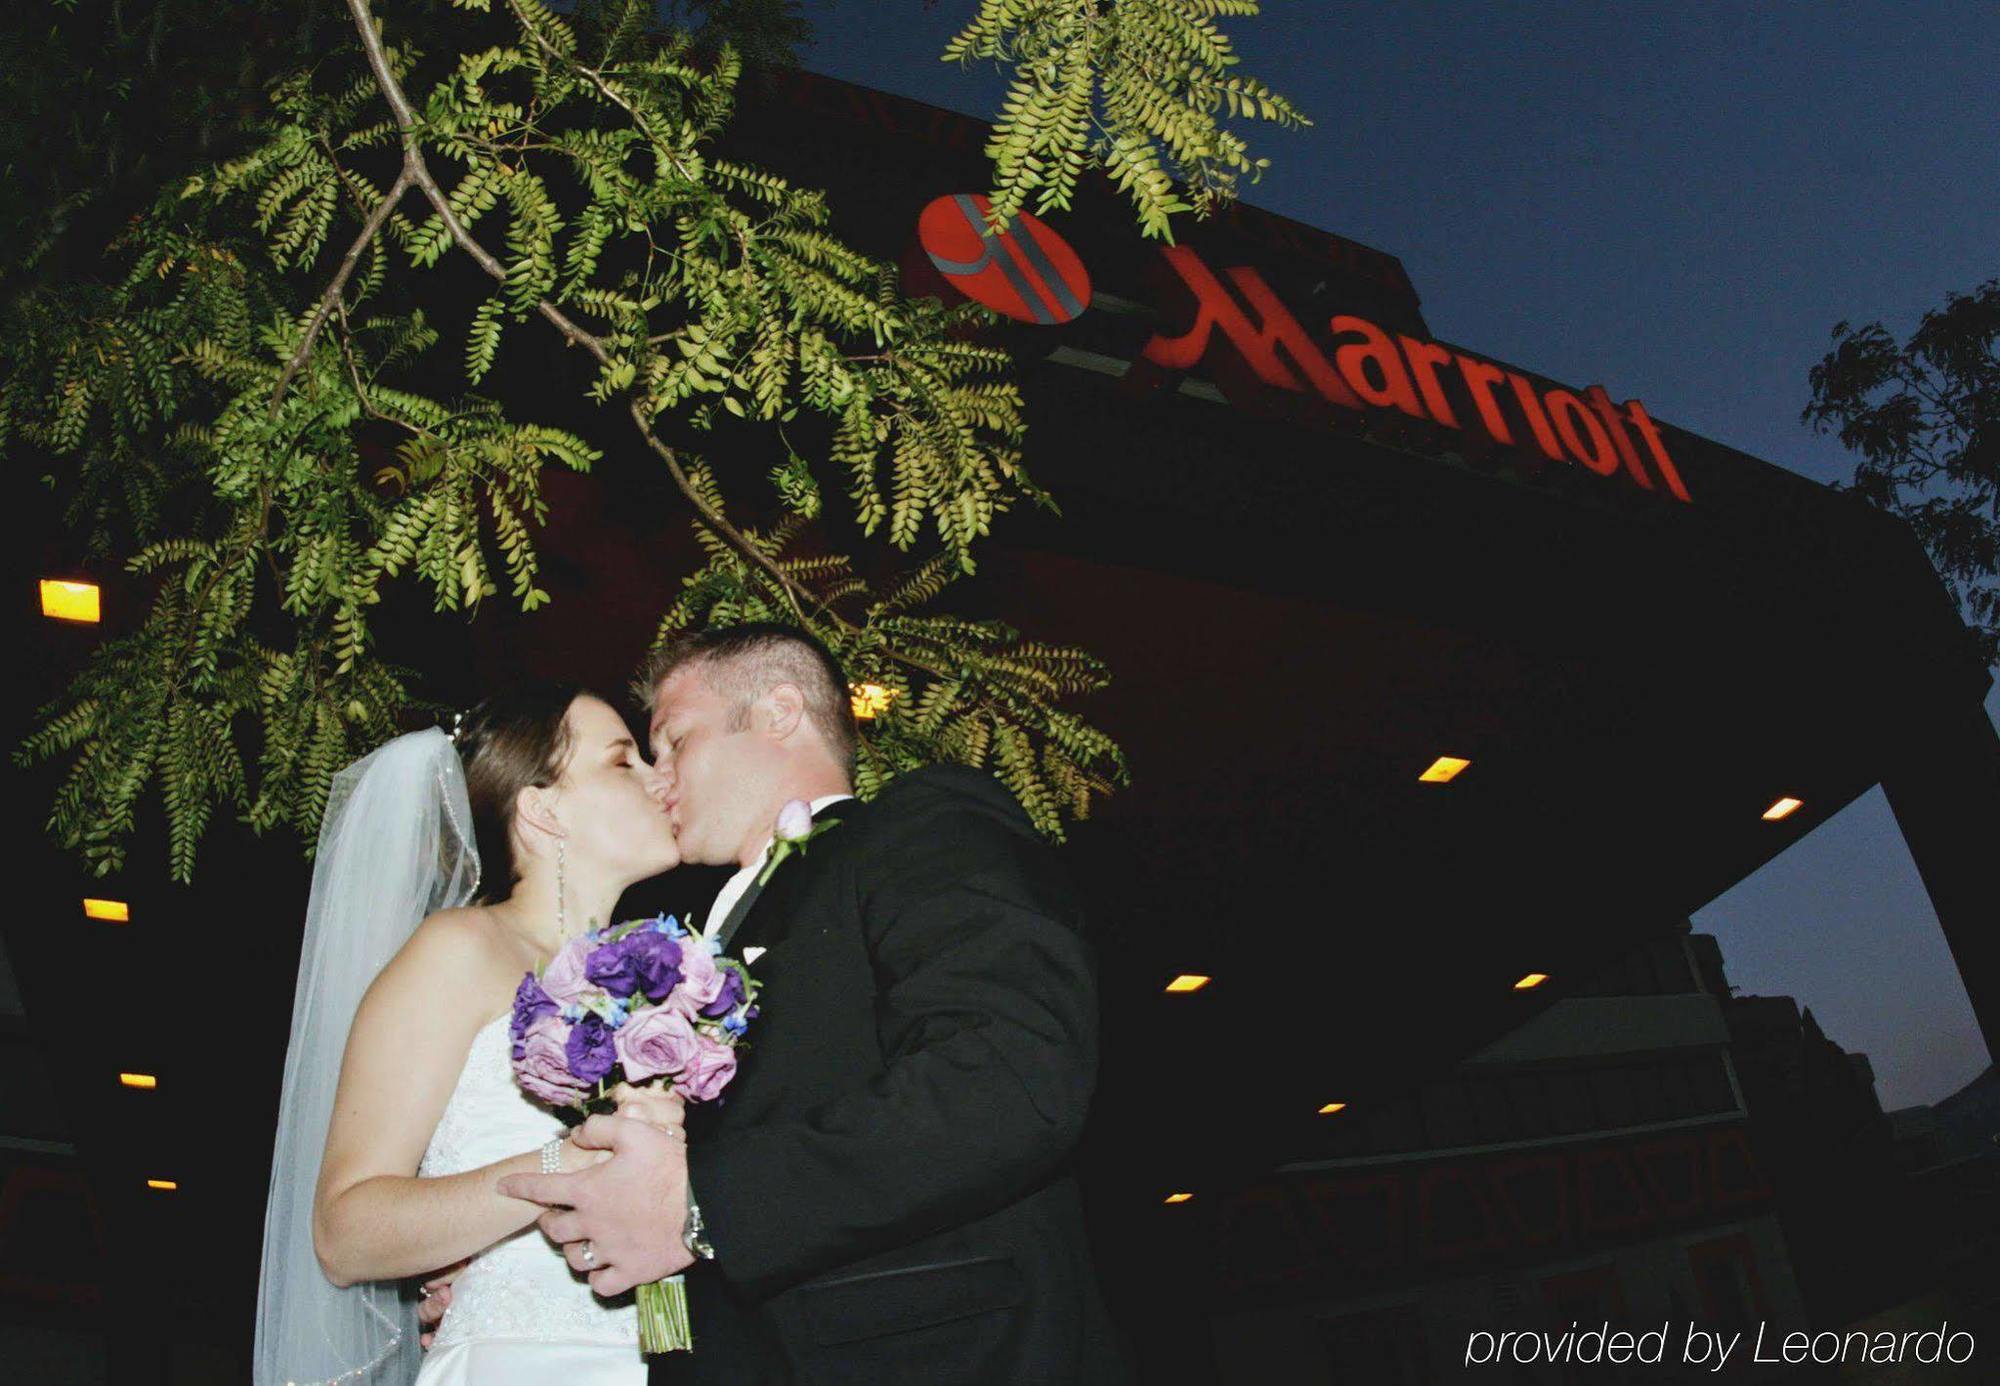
(712, 798), (859, 956)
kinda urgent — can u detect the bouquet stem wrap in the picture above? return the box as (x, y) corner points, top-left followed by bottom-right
(637, 1275), (690, 1353)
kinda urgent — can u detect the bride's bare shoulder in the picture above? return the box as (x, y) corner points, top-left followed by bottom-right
(386, 905), (519, 983)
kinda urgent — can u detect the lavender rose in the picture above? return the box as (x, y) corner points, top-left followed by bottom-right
(700, 967), (747, 1020)
(565, 1013), (620, 1085)
(677, 1038), (738, 1103)
(672, 940), (728, 1015)
(614, 1005), (703, 1083)
(514, 1016), (590, 1107)
(538, 936), (593, 1006)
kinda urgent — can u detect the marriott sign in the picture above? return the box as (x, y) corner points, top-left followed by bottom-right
(917, 193), (1691, 505)
(1140, 245), (1691, 504)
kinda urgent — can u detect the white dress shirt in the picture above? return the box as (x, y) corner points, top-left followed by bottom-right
(700, 793), (855, 945)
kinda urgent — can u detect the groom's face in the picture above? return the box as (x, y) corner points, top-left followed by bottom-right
(648, 664), (774, 868)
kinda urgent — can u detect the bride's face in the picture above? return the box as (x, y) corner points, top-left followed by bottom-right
(546, 695), (679, 885)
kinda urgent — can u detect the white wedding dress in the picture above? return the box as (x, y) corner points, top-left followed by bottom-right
(414, 1013), (646, 1384)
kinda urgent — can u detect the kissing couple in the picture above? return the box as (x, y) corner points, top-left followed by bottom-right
(253, 623), (1129, 1384)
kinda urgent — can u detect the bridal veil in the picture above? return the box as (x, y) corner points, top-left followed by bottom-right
(253, 728), (480, 1385)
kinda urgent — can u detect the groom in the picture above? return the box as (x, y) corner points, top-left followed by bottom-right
(499, 623), (1129, 1383)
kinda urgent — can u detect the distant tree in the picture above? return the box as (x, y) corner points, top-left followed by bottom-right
(1806, 279), (2000, 668)
(6, 0), (1305, 879)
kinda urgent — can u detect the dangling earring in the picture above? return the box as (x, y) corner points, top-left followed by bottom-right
(555, 835), (568, 938)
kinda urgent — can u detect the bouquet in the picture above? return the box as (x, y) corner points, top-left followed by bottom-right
(509, 911), (760, 1354)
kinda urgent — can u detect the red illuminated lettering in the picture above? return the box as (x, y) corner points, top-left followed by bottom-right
(1505, 373), (1567, 463)
(1143, 246), (1361, 407)
(1545, 389), (1619, 476)
(1126, 241), (1693, 504)
(1454, 355), (1515, 446)
(1584, 385), (1657, 492)
(1621, 399), (1693, 503)
(1398, 336), (1462, 429)
(1331, 316), (1425, 418)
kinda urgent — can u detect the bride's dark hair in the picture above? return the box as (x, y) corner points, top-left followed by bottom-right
(452, 681), (593, 903)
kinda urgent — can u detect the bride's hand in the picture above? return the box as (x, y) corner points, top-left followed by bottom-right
(609, 1081), (686, 1140)
(560, 1132), (616, 1170)
(416, 1260), (467, 1348)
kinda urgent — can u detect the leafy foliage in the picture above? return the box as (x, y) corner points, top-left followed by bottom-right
(944, 0), (1309, 240)
(10, 0), (1294, 880)
(1805, 279), (2000, 667)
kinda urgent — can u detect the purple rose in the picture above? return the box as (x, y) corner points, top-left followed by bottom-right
(614, 1005), (702, 1083)
(539, 937), (594, 1006)
(678, 1037), (739, 1102)
(513, 1016), (589, 1108)
(625, 931), (685, 997)
(700, 967), (746, 1019)
(565, 1013), (619, 1085)
(587, 931), (684, 1001)
(510, 973), (558, 1044)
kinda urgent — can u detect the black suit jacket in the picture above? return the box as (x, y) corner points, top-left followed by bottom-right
(655, 766), (1130, 1385)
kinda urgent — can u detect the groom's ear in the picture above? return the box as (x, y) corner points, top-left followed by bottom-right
(755, 682), (807, 741)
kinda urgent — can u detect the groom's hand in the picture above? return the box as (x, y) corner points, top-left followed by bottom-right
(497, 1114), (695, 1296)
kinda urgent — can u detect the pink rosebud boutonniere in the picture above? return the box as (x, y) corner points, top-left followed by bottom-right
(755, 797), (840, 886)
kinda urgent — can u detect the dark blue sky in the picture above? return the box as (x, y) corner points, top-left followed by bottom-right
(800, 2), (1998, 1107)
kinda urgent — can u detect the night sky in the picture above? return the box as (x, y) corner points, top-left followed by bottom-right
(798, 1), (1998, 1109)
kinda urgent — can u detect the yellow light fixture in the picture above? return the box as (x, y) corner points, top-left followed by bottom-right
(1419, 755), (1471, 783)
(1163, 974), (1211, 994)
(84, 898), (131, 923)
(40, 578), (102, 624)
(146, 1179), (178, 1191)
(1514, 972), (1549, 990)
(1318, 1101), (1348, 1115)
(1762, 796), (1803, 821)
(119, 1073), (158, 1090)
(1163, 1192), (1194, 1204)
(849, 683), (896, 720)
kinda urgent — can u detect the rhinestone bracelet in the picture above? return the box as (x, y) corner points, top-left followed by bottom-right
(540, 1137), (563, 1175)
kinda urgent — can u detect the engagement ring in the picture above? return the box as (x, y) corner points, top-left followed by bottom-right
(580, 1241), (596, 1267)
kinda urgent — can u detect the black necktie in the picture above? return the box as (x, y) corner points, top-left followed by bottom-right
(711, 869), (768, 954)
(711, 799), (853, 952)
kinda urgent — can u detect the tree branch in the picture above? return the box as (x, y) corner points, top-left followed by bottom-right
(344, 0), (610, 366)
(626, 399), (809, 623)
(268, 163), (413, 420)
(343, 0), (957, 682)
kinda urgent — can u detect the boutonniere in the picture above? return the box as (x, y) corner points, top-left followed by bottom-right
(755, 798), (840, 887)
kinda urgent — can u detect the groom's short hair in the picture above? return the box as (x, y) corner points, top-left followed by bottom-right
(636, 623), (858, 774)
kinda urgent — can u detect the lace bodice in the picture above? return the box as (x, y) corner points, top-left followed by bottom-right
(418, 1015), (638, 1350)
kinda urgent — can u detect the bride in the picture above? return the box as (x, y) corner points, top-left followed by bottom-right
(254, 684), (684, 1384)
